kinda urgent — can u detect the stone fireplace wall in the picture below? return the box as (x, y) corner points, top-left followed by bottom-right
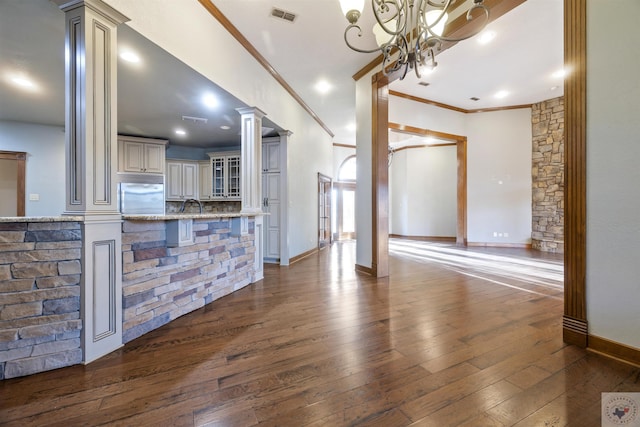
(531, 96), (565, 252)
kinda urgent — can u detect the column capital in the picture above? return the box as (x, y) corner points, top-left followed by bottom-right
(236, 107), (267, 119)
(52, 0), (129, 24)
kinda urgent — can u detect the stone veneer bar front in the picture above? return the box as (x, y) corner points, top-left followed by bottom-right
(0, 214), (258, 379)
(0, 217), (84, 380)
(121, 216), (256, 343)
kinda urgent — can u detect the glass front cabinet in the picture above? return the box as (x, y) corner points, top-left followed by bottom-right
(208, 151), (241, 200)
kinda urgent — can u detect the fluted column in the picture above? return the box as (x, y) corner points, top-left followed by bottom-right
(563, 0), (588, 347)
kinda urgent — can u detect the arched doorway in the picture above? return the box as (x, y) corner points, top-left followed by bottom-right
(334, 155), (357, 241)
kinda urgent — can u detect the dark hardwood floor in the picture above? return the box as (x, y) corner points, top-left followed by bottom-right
(1, 240), (638, 426)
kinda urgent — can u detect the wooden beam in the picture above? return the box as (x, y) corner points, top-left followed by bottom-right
(353, 0), (527, 81)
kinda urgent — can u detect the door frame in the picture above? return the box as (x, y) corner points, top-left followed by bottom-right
(0, 151), (26, 216)
(334, 180), (357, 241)
(387, 123), (467, 245)
(318, 173), (332, 249)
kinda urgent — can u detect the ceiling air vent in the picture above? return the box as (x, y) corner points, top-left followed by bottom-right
(470, 97), (480, 101)
(418, 82), (430, 87)
(271, 7), (297, 23)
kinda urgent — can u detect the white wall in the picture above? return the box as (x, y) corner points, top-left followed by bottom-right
(286, 111), (334, 256)
(586, 0), (640, 349)
(388, 95), (532, 245)
(390, 145), (457, 237)
(333, 145), (356, 179)
(389, 96), (467, 136)
(466, 109), (532, 245)
(0, 121), (66, 216)
(105, 0), (333, 259)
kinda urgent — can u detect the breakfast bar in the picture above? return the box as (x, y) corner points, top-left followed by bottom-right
(120, 213), (258, 342)
(0, 212), (260, 378)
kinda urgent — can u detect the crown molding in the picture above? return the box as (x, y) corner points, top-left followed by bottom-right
(197, 0), (334, 138)
(389, 90), (533, 114)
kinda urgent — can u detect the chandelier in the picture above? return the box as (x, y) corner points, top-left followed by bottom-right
(339, 0), (490, 79)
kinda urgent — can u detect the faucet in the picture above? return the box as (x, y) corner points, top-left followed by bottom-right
(179, 198), (202, 214)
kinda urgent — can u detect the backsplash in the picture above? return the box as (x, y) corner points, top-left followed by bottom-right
(165, 200), (241, 214)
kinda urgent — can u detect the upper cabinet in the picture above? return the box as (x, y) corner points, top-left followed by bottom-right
(262, 141), (280, 173)
(166, 160), (198, 201)
(198, 161), (212, 201)
(118, 135), (168, 174)
(208, 151), (240, 200)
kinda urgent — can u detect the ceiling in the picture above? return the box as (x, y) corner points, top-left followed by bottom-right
(0, 0), (563, 149)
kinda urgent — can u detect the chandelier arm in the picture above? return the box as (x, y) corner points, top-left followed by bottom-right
(373, 0), (406, 38)
(344, 24), (386, 54)
(424, 0), (454, 8)
(413, 38), (422, 79)
(340, 0), (489, 80)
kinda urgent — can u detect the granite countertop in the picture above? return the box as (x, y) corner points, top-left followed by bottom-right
(0, 216), (85, 223)
(0, 212), (265, 223)
(123, 212), (265, 221)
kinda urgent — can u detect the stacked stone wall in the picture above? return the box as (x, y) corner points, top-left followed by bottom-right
(532, 96), (565, 253)
(0, 221), (82, 380)
(121, 218), (255, 343)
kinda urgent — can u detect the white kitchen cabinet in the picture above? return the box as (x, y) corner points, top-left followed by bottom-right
(118, 135), (167, 174)
(262, 172), (281, 261)
(166, 160), (198, 201)
(262, 141), (280, 173)
(208, 151), (240, 200)
(198, 161), (212, 201)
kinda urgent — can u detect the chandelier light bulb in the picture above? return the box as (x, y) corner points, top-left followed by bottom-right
(372, 21), (396, 47)
(339, 0), (365, 16)
(341, 0), (488, 79)
(425, 10), (448, 37)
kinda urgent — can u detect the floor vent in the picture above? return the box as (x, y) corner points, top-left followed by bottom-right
(271, 7), (296, 23)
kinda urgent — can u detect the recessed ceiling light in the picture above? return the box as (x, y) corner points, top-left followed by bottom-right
(477, 31), (496, 45)
(552, 68), (567, 79)
(202, 93), (219, 109)
(314, 80), (332, 94)
(120, 51), (140, 63)
(494, 90), (509, 99)
(9, 75), (37, 90)
(550, 85), (559, 91)
(220, 125), (231, 130)
(346, 122), (356, 132)
(175, 129), (186, 136)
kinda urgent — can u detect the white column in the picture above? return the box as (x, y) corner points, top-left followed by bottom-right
(278, 131), (292, 266)
(236, 107), (266, 282)
(236, 107), (266, 214)
(54, 0), (128, 363)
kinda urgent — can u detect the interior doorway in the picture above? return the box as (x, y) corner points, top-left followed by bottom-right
(333, 155), (357, 241)
(318, 173), (332, 249)
(0, 151), (26, 216)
